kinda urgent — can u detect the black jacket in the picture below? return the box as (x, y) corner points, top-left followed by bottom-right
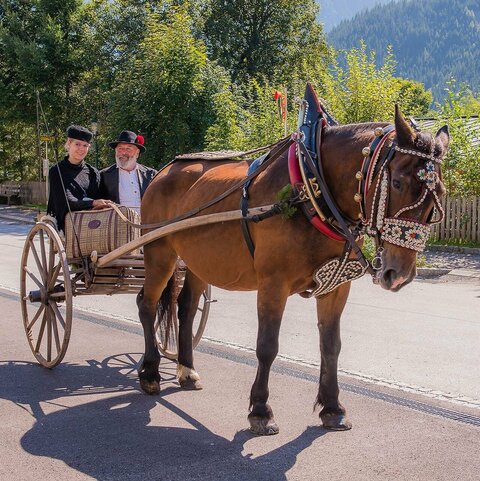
(47, 156), (101, 230)
(99, 163), (157, 204)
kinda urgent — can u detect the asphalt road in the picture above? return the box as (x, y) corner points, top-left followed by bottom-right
(1, 217), (479, 480)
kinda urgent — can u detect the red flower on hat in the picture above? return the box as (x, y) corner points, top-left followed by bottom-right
(136, 134), (145, 145)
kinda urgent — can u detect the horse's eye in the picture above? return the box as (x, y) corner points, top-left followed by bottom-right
(392, 179), (401, 190)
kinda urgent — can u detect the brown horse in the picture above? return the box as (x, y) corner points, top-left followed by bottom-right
(137, 106), (449, 435)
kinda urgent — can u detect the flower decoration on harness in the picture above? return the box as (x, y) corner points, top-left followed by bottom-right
(361, 137), (446, 253)
(417, 161), (439, 191)
(381, 218), (431, 252)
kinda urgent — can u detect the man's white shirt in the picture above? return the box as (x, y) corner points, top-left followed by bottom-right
(118, 167), (141, 214)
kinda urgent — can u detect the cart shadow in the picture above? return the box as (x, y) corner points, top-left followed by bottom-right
(1, 355), (328, 481)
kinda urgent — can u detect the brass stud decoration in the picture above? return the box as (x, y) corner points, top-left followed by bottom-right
(355, 171), (363, 180)
(354, 193), (362, 203)
(374, 127), (384, 137)
(362, 146), (371, 157)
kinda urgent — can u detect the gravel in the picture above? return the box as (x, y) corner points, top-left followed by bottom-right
(423, 249), (480, 270)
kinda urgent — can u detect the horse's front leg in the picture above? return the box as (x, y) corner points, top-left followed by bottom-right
(248, 284), (289, 436)
(316, 282), (352, 430)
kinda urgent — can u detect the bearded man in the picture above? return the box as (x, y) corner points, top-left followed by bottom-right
(100, 130), (157, 214)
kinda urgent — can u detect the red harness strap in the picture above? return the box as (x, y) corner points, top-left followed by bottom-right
(288, 142), (344, 242)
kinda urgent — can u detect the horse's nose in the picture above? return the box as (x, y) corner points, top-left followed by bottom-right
(380, 269), (408, 291)
(380, 269), (395, 290)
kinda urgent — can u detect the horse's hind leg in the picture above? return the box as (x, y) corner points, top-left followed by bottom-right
(137, 241), (177, 394)
(315, 282), (352, 430)
(176, 269), (207, 390)
(248, 283), (289, 436)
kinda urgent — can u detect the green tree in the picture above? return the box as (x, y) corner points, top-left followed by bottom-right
(0, 0), (87, 130)
(394, 78), (433, 117)
(108, 6), (225, 166)
(321, 42), (432, 123)
(203, 0), (331, 84)
(435, 80), (480, 196)
(205, 79), (288, 151)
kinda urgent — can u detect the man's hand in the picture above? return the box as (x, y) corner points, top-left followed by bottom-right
(92, 199), (113, 209)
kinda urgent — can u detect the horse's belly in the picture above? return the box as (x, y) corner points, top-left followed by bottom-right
(172, 225), (258, 291)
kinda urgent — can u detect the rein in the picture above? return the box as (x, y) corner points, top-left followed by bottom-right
(109, 136), (294, 230)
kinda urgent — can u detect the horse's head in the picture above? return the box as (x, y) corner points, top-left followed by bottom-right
(366, 106), (449, 291)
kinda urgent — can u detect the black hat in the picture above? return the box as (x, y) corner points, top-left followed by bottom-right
(66, 125), (93, 143)
(108, 130), (146, 153)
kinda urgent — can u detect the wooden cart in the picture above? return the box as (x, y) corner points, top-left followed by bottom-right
(19, 220), (212, 368)
(19, 205), (273, 368)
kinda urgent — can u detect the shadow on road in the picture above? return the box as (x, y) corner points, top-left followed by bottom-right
(1, 354), (328, 481)
(0, 221), (32, 236)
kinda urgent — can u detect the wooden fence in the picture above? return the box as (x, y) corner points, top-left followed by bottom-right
(0, 181), (47, 205)
(430, 196), (480, 243)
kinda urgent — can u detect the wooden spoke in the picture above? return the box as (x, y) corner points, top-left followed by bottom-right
(28, 240), (46, 284)
(50, 306), (62, 354)
(46, 309), (52, 362)
(27, 303), (45, 331)
(47, 262), (62, 291)
(24, 267), (44, 290)
(48, 239), (55, 277)
(49, 300), (66, 330)
(34, 312), (48, 353)
(39, 229), (48, 280)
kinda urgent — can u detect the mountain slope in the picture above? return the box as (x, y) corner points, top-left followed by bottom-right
(328, 0), (480, 99)
(317, 0), (394, 31)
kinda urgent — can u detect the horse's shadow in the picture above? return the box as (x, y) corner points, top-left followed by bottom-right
(1, 354), (328, 481)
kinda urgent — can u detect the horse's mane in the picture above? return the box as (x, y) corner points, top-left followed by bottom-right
(328, 122), (389, 135)
(329, 121), (439, 156)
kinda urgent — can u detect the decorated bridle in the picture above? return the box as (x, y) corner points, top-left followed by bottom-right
(356, 126), (445, 261)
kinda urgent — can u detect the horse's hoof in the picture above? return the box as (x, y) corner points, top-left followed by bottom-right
(140, 378), (160, 395)
(321, 412), (352, 431)
(248, 416), (279, 436)
(179, 378), (203, 390)
(177, 364), (202, 390)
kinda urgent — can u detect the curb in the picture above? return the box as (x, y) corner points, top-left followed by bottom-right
(426, 245), (480, 255)
(417, 267), (451, 278)
(417, 267), (480, 279)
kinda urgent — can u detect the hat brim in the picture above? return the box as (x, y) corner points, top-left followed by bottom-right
(109, 141), (146, 153)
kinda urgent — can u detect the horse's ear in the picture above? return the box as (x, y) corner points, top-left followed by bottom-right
(435, 125), (450, 150)
(394, 104), (416, 146)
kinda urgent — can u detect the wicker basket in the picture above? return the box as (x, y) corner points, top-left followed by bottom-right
(64, 207), (140, 260)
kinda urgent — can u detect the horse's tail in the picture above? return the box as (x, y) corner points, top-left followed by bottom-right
(156, 269), (181, 338)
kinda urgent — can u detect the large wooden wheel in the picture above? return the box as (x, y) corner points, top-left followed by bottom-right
(155, 267), (212, 361)
(20, 222), (73, 368)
